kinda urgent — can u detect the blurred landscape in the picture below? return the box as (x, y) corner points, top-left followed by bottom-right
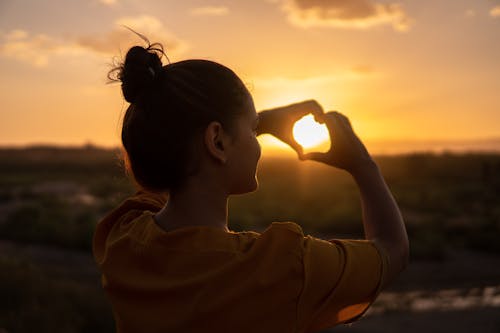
(0, 145), (499, 332)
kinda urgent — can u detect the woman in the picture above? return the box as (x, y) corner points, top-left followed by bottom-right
(93, 40), (409, 333)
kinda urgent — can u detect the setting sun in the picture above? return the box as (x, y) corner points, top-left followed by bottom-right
(292, 115), (329, 149)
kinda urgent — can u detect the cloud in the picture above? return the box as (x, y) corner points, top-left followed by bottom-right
(490, 5), (500, 17)
(251, 75), (339, 89)
(190, 6), (229, 16)
(280, 0), (413, 32)
(99, 0), (118, 6)
(251, 68), (377, 88)
(0, 29), (84, 67)
(464, 9), (476, 18)
(0, 15), (188, 67)
(350, 64), (375, 75)
(76, 15), (188, 56)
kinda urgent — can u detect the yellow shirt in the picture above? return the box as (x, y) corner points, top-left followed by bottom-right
(93, 190), (388, 333)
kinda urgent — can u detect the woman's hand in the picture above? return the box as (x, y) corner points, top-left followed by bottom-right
(301, 111), (374, 175)
(257, 100), (324, 156)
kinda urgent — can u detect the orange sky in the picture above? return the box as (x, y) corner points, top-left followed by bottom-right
(0, 0), (499, 154)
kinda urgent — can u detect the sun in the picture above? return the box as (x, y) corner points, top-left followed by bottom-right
(292, 115), (329, 149)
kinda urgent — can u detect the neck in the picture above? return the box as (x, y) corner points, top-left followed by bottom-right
(154, 177), (229, 232)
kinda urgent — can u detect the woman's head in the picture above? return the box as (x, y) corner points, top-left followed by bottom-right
(111, 41), (260, 193)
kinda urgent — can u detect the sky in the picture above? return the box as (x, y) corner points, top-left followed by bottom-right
(0, 0), (499, 154)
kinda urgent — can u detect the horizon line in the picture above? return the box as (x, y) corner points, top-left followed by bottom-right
(1, 137), (500, 156)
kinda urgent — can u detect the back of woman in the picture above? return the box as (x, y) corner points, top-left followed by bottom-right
(94, 36), (408, 333)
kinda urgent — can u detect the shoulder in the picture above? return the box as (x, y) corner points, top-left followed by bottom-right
(233, 222), (304, 241)
(264, 221), (304, 236)
(93, 190), (168, 263)
(258, 222), (305, 249)
(100, 189), (167, 228)
(229, 222), (304, 258)
(129, 189), (169, 210)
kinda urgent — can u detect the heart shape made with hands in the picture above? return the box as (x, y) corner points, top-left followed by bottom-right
(292, 114), (330, 153)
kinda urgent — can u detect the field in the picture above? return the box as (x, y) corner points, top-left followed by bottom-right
(0, 146), (499, 332)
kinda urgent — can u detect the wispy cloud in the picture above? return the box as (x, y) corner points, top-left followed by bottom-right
(99, 0), (118, 6)
(0, 30), (84, 67)
(251, 68), (379, 88)
(490, 5), (500, 18)
(76, 15), (188, 56)
(464, 9), (476, 18)
(279, 0), (413, 32)
(251, 75), (339, 89)
(190, 6), (229, 16)
(0, 15), (188, 67)
(350, 64), (376, 76)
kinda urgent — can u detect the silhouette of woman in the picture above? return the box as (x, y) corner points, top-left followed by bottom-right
(93, 37), (409, 333)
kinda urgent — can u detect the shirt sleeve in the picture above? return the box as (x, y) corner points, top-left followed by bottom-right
(296, 236), (389, 333)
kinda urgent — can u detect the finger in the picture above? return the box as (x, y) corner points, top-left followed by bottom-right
(288, 140), (303, 155)
(301, 152), (328, 163)
(314, 115), (325, 124)
(295, 99), (324, 116)
(303, 100), (324, 117)
(298, 148), (309, 160)
(313, 107), (325, 124)
(334, 111), (353, 131)
(297, 149), (305, 160)
(291, 100), (324, 118)
(304, 100), (325, 125)
(299, 152), (327, 163)
(316, 110), (338, 122)
(320, 111), (342, 138)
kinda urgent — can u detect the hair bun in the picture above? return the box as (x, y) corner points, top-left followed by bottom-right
(120, 46), (163, 103)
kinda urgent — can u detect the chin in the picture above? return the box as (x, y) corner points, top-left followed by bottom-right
(232, 177), (258, 195)
(248, 177), (259, 192)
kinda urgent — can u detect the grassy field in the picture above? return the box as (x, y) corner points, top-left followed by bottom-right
(0, 146), (499, 332)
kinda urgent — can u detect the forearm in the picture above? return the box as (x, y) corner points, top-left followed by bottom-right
(351, 161), (409, 282)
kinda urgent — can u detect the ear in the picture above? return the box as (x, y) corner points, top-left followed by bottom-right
(204, 121), (229, 163)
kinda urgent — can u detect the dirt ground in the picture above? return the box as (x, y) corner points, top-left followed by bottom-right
(331, 307), (500, 333)
(327, 249), (500, 332)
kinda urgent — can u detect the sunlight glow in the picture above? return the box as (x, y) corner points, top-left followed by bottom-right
(292, 115), (329, 149)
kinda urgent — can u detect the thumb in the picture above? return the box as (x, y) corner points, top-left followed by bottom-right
(300, 151), (328, 163)
(285, 139), (303, 157)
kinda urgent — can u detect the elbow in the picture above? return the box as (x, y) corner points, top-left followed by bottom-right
(380, 234), (410, 272)
(381, 237), (410, 284)
(400, 243), (410, 272)
(397, 237), (410, 273)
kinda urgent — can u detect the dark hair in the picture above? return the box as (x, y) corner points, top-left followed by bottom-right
(109, 39), (251, 192)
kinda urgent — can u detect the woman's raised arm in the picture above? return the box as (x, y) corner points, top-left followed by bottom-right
(302, 111), (409, 286)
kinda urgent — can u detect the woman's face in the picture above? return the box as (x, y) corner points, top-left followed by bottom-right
(226, 95), (261, 194)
